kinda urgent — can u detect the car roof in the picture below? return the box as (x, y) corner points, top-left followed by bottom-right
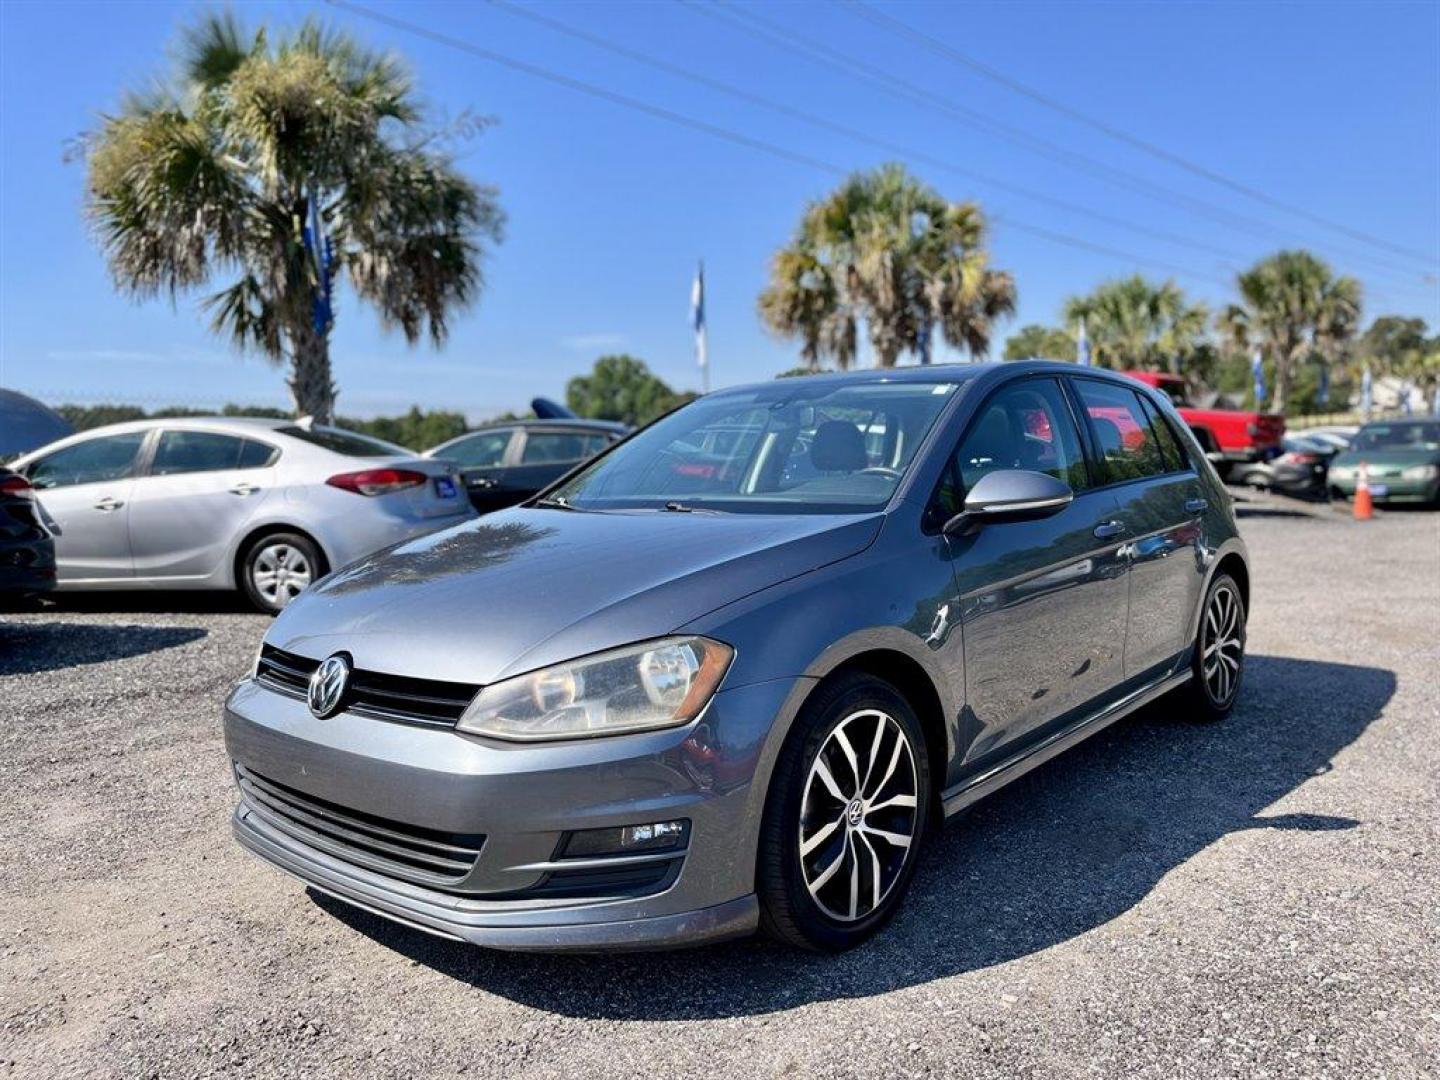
(467, 417), (629, 433)
(708, 360), (1135, 398)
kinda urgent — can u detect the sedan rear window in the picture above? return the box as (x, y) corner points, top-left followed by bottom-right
(276, 426), (408, 457)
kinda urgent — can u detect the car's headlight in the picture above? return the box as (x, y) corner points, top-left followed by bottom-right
(457, 637), (734, 742)
(1401, 464), (1438, 480)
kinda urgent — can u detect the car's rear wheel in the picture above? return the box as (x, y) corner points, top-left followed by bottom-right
(1185, 572), (1246, 721)
(240, 532), (322, 614)
(757, 672), (930, 952)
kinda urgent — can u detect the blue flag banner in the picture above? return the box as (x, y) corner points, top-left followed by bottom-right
(1251, 350), (1266, 407)
(691, 260), (708, 393)
(1317, 362), (1329, 406)
(303, 188), (334, 337)
(1360, 367), (1373, 415)
(1076, 318), (1091, 367)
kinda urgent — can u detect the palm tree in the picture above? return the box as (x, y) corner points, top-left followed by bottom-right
(1216, 251), (1361, 416)
(84, 14), (504, 422)
(759, 164), (1015, 369)
(1062, 275), (1208, 373)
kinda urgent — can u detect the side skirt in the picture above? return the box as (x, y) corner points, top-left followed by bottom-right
(940, 669), (1192, 818)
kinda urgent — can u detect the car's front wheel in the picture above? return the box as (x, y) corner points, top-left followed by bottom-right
(240, 532), (322, 614)
(757, 672), (931, 952)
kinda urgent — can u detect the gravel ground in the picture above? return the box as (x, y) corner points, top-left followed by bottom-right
(2, 497), (1437, 1079)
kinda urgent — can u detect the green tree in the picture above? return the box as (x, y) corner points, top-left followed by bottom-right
(1062, 275), (1208, 373)
(759, 164), (1016, 369)
(566, 355), (694, 426)
(84, 13), (504, 423)
(1003, 324), (1075, 362)
(1216, 251), (1361, 416)
(338, 405), (467, 449)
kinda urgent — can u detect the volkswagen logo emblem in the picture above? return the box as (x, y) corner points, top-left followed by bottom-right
(308, 653), (351, 719)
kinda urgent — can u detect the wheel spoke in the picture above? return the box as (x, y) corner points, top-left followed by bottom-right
(812, 758), (846, 802)
(861, 825), (912, 851)
(833, 726), (861, 793)
(801, 816), (842, 857)
(867, 792), (917, 813)
(847, 832), (860, 919)
(866, 733), (905, 801)
(858, 830), (882, 913)
(809, 836), (847, 891)
(860, 717), (886, 796)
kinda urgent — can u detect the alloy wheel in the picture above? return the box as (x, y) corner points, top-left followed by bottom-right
(1201, 581), (1244, 705)
(798, 709), (919, 922)
(251, 543), (314, 608)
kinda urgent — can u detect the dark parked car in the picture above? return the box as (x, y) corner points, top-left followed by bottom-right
(424, 419), (628, 514)
(0, 466), (55, 607)
(225, 362), (1249, 953)
(1229, 435), (1339, 499)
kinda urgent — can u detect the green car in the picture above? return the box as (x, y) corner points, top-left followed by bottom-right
(1328, 419), (1440, 506)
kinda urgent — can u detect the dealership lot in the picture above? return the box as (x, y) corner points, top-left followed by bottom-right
(1, 500), (1436, 1079)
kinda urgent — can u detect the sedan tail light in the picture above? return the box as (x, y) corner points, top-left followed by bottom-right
(0, 474), (34, 499)
(1276, 452), (1319, 466)
(326, 468), (427, 496)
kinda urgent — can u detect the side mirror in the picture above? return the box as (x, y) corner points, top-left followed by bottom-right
(943, 469), (1073, 534)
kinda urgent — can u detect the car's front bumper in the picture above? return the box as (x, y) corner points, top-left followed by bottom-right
(1328, 475), (1439, 503)
(223, 674), (805, 951)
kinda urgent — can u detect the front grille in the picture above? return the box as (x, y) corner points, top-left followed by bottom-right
(255, 645), (478, 729)
(519, 860), (677, 900)
(236, 764), (485, 886)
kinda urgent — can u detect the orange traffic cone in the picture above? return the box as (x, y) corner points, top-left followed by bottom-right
(1353, 461), (1374, 521)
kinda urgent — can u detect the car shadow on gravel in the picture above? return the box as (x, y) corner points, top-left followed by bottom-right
(314, 653), (1394, 1020)
(0, 621), (207, 675)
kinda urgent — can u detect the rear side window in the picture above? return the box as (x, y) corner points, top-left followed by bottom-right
(151, 431), (277, 476)
(1072, 380), (1170, 484)
(1136, 396), (1189, 473)
(276, 426), (407, 457)
(441, 430), (512, 467)
(27, 431), (146, 489)
(521, 431), (591, 464)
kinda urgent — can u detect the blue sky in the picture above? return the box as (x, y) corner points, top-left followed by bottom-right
(2, 0), (1437, 420)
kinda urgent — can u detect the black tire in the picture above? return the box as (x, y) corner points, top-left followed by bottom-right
(757, 672), (931, 952)
(1182, 572), (1246, 722)
(239, 531), (324, 615)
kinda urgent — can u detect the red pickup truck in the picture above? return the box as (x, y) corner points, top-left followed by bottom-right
(1123, 371), (1285, 472)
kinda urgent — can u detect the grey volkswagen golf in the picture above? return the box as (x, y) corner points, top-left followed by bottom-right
(225, 362), (1248, 953)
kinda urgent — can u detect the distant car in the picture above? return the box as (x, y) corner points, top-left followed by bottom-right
(1123, 371), (1285, 472)
(1290, 426), (1356, 451)
(425, 419), (628, 514)
(9, 418), (474, 612)
(1326, 419), (1440, 506)
(0, 466), (55, 607)
(1229, 436), (1339, 499)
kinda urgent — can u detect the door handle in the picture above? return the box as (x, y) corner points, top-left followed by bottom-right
(1093, 520), (1126, 539)
(93, 496), (124, 512)
(1184, 498), (1209, 513)
(469, 477), (498, 490)
(229, 483), (261, 496)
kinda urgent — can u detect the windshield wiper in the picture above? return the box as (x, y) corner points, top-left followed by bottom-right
(662, 501), (728, 514)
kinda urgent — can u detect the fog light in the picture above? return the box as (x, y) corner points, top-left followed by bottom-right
(561, 819), (689, 858)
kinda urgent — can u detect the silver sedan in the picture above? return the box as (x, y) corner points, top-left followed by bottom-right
(10, 417), (473, 612)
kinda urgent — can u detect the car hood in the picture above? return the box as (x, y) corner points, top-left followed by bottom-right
(268, 506), (884, 685)
(1333, 448), (1440, 469)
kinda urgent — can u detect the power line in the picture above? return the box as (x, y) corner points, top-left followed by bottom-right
(325, 0), (1237, 292)
(843, 0), (1440, 270)
(484, 0), (1248, 266)
(691, 0), (1433, 288)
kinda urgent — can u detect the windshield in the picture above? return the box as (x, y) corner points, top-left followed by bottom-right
(1350, 422), (1440, 452)
(550, 379), (961, 513)
(277, 425), (410, 457)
